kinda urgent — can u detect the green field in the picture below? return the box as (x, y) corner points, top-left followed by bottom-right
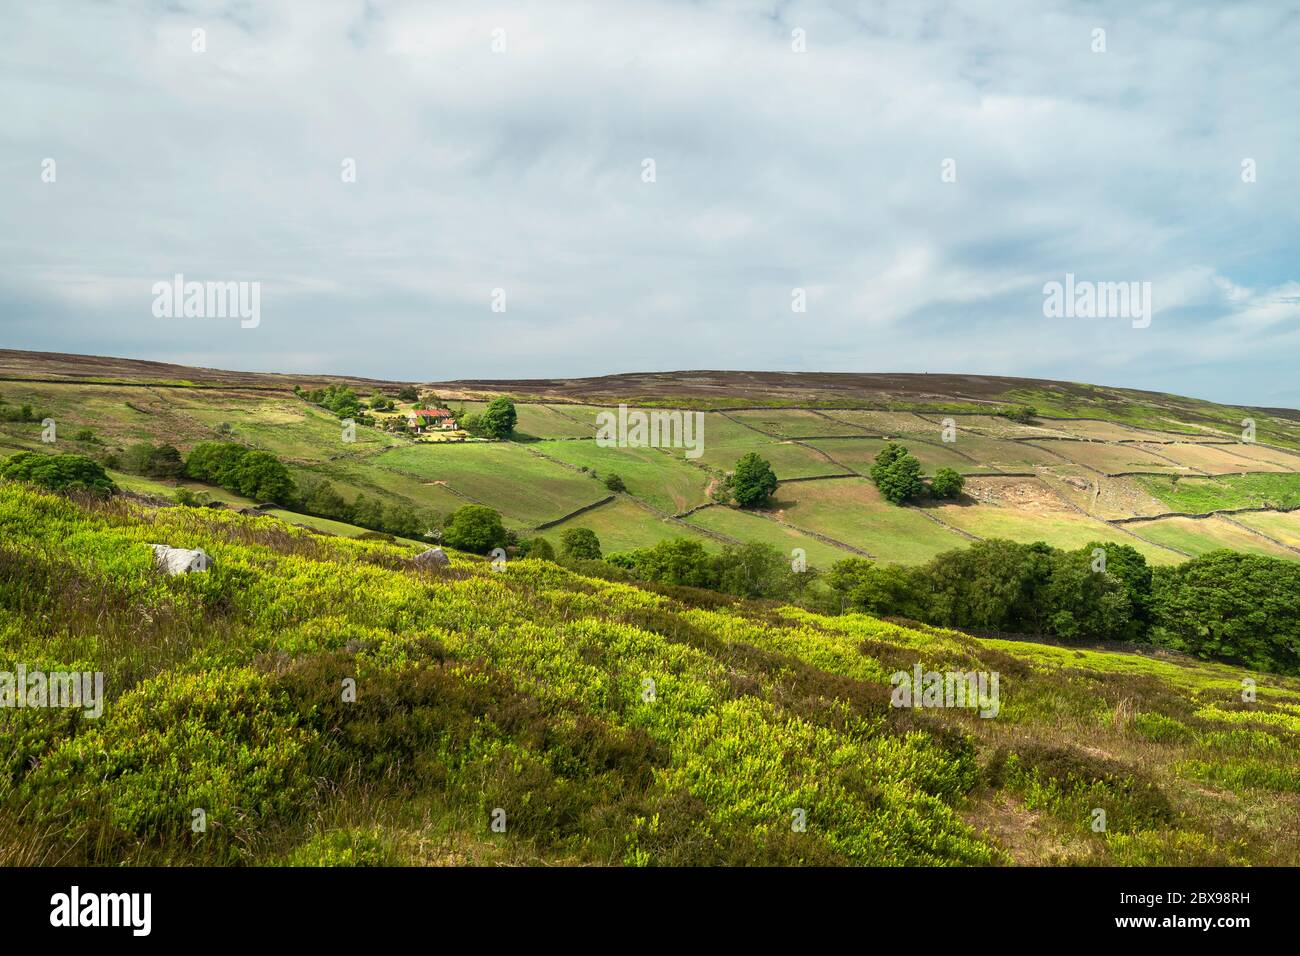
(377, 443), (606, 527)
(683, 505), (859, 569)
(729, 408), (870, 438)
(805, 437), (996, 476)
(537, 497), (720, 554)
(773, 477), (971, 564)
(925, 499), (1184, 564)
(533, 440), (709, 514)
(1126, 515), (1300, 561)
(1231, 510), (1300, 549)
(1135, 473), (1300, 513)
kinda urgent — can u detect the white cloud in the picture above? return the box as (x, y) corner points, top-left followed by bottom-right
(0, 0), (1297, 405)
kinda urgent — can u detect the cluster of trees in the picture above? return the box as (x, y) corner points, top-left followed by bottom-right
(606, 537), (817, 600)
(710, 452), (778, 508)
(296, 476), (439, 539)
(998, 404), (1038, 424)
(459, 397), (517, 440)
(107, 442), (184, 479)
(827, 539), (1300, 675)
(869, 443), (964, 504)
(184, 442), (296, 504)
(0, 452), (117, 498)
(294, 383), (399, 422)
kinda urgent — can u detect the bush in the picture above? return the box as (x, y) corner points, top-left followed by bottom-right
(929, 467), (964, 499)
(443, 505), (508, 554)
(561, 527), (602, 560)
(728, 453), (777, 508)
(604, 473), (627, 493)
(0, 452), (117, 498)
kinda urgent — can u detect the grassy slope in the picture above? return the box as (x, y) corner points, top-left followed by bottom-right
(6, 366), (1300, 566)
(1, 482), (1297, 867)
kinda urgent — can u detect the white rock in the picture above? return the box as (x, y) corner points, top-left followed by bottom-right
(150, 544), (212, 575)
(413, 547), (450, 568)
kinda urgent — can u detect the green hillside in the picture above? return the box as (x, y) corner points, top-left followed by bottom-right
(2, 482), (1298, 866)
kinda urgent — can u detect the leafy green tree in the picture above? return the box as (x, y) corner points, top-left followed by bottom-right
(713, 541), (792, 599)
(560, 526), (602, 560)
(0, 452), (116, 497)
(477, 397), (518, 439)
(729, 452), (778, 508)
(526, 537), (557, 561)
(827, 558), (929, 619)
(382, 501), (422, 539)
(397, 385), (419, 402)
(604, 473), (627, 493)
(622, 538), (715, 588)
(230, 451), (295, 504)
(350, 494), (386, 530)
(1149, 551), (1300, 674)
(185, 442), (247, 485)
(301, 478), (349, 519)
(869, 443), (924, 505)
(999, 405), (1037, 424)
(1079, 541), (1152, 638)
(443, 505), (508, 554)
(929, 467), (965, 499)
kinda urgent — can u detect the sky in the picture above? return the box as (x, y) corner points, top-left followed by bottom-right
(2, 0), (1299, 407)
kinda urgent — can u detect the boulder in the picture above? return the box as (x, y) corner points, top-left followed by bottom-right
(149, 544), (212, 575)
(413, 547), (450, 568)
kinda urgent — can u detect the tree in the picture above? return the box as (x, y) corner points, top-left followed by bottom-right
(929, 467), (965, 499)
(300, 478), (349, 520)
(713, 541), (792, 599)
(443, 505), (508, 554)
(0, 452), (117, 498)
(1149, 551), (1300, 674)
(478, 397), (518, 439)
(730, 452), (778, 508)
(604, 473), (627, 493)
(869, 443), (924, 505)
(1000, 405), (1037, 424)
(120, 442), (184, 479)
(397, 385), (419, 402)
(1079, 541), (1152, 638)
(826, 558), (928, 619)
(185, 442), (247, 485)
(621, 538), (715, 588)
(560, 527), (602, 560)
(526, 537), (557, 561)
(350, 494), (386, 530)
(230, 451), (295, 504)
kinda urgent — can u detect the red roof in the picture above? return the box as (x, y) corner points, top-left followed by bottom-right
(411, 408), (453, 419)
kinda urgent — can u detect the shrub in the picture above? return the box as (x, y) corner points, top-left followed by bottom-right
(929, 467), (964, 499)
(0, 452), (116, 498)
(604, 473), (627, 493)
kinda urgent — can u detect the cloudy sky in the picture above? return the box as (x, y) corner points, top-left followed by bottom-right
(2, 1), (1299, 406)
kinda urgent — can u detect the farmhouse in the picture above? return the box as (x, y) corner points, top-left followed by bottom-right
(407, 408), (457, 433)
